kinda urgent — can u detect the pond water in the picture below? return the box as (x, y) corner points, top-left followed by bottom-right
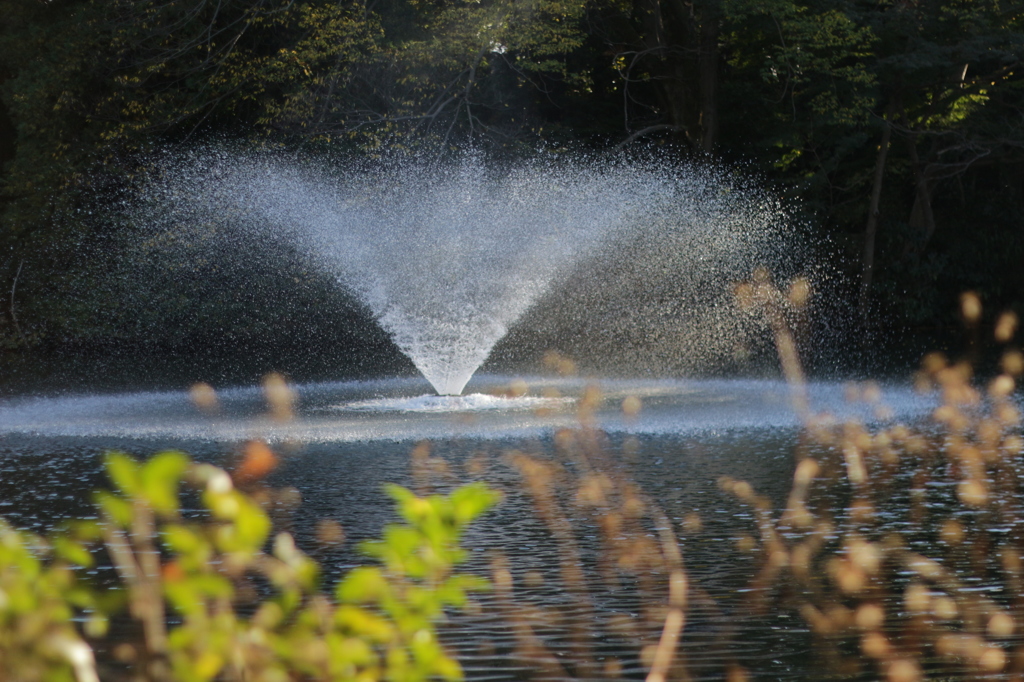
(0, 376), (942, 679)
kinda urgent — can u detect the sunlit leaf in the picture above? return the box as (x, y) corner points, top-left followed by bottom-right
(105, 451), (140, 497)
(140, 450), (189, 514)
(94, 491), (133, 527)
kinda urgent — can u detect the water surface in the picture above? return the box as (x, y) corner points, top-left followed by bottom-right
(0, 376), (939, 679)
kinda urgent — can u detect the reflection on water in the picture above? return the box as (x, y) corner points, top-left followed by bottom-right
(0, 375), (935, 441)
(0, 376), (949, 679)
(331, 392), (576, 413)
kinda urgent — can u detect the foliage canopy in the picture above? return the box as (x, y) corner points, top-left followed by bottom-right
(1, 0), (1023, 363)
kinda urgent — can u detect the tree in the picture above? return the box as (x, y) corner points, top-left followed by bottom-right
(0, 0), (596, 349)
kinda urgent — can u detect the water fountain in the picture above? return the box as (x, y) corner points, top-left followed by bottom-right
(133, 148), (794, 396)
(0, 146), (954, 681)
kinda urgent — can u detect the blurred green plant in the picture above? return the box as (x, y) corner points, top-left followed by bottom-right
(0, 450), (498, 682)
(0, 518), (104, 682)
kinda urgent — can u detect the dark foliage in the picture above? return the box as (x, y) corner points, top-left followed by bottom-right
(1, 0), (1022, 380)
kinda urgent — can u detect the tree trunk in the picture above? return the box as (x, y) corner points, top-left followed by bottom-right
(698, 7), (719, 153)
(905, 133), (938, 249)
(858, 119), (893, 326)
(0, 67), (14, 167)
(617, 0), (720, 152)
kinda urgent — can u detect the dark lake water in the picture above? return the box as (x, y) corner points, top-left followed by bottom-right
(0, 375), (943, 680)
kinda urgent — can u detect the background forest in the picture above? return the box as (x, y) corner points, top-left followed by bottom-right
(1, 0), (1023, 386)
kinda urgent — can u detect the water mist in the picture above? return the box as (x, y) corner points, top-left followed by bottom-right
(133, 149), (796, 395)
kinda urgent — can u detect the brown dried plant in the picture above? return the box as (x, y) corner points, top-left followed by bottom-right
(726, 273), (1024, 681)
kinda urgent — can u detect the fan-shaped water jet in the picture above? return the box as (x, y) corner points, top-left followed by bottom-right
(132, 149), (797, 394)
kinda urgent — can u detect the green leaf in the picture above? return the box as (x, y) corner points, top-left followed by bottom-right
(140, 450), (189, 514)
(51, 536), (94, 568)
(105, 451), (140, 497)
(94, 491), (133, 527)
(62, 520), (104, 543)
(337, 566), (389, 603)
(335, 604), (394, 641)
(162, 525), (204, 556)
(450, 482), (500, 525)
(189, 573), (234, 598)
(234, 500), (271, 550)
(164, 582), (205, 617)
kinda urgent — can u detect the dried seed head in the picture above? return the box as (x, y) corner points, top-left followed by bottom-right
(1002, 548), (1022, 574)
(639, 644), (658, 669)
(887, 659), (921, 682)
(732, 480), (753, 500)
(725, 665), (749, 682)
(940, 519), (965, 546)
(835, 561), (867, 593)
(1003, 435), (1024, 454)
(995, 311), (1019, 343)
(997, 403), (1021, 426)
(263, 373), (295, 421)
(601, 512), (622, 538)
(842, 445), (867, 484)
(791, 543), (812, 574)
(190, 382), (218, 412)
(979, 646), (1006, 672)
(554, 428), (575, 450)
(621, 395), (642, 417)
(736, 535), (756, 553)
(855, 603), (885, 630)
(904, 583), (931, 614)
(411, 441), (431, 460)
(977, 419), (1003, 445)
(1002, 350), (1024, 376)
(989, 375), (1015, 399)
(788, 277), (811, 308)
(315, 519), (345, 546)
(576, 474), (611, 506)
(580, 384), (602, 410)
(848, 538), (881, 574)
(863, 382), (882, 403)
(932, 595), (957, 620)
(934, 405), (959, 426)
(800, 604), (832, 633)
(988, 612), (1015, 638)
(509, 379), (528, 397)
(623, 436), (641, 456)
(907, 555), (942, 579)
(849, 498), (875, 524)
(786, 502), (814, 528)
(622, 492), (645, 517)
(793, 458), (820, 486)
(734, 282), (755, 310)
(276, 486), (302, 509)
(524, 571), (545, 588)
(826, 604), (853, 629)
(922, 352), (948, 374)
(961, 291), (982, 324)
(113, 643), (137, 663)
(861, 631), (889, 658)
(844, 382), (860, 402)
(958, 479), (988, 507)
(768, 548), (789, 568)
(493, 566), (512, 591)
